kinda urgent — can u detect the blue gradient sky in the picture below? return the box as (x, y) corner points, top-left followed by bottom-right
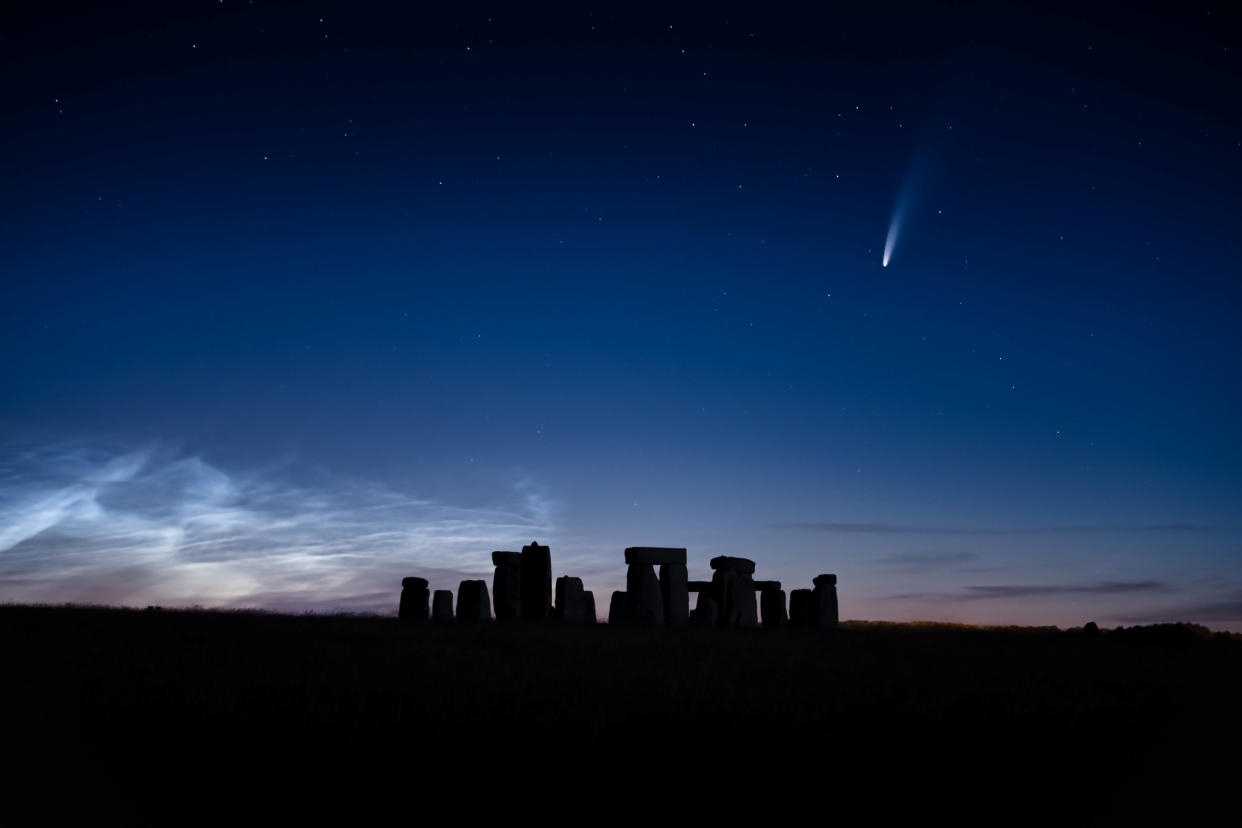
(2, 2), (1240, 627)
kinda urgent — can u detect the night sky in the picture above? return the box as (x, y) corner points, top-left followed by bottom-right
(2, 1), (1240, 628)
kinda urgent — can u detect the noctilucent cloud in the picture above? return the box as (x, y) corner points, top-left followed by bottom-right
(2, 3), (1240, 628)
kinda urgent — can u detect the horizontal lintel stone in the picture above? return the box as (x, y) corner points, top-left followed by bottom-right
(492, 551), (522, 567)
(709, 556), (756, 574)
(624, 547), (687, 565)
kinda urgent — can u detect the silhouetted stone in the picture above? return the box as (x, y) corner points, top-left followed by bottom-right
(753, 580), (782, 592)
(555, 576), (586, 623)
(582, 591), (597, 624)
(789, 589), (812, 627)
(432, 589), (454, 622)
(609, 591), (630, 625)
(687, 580), (712, 592)
(692, 595), (719, 626)
(398, 578), (430, 621)
(660, 563), (689, 625)
(491, 551), (522, 568)
(709, 556), (756, 574)
(730, 573), (758, 626)
(627, 563), (664, 626)
(811, 574), (838, 628)
(761, 589), (788, 628)
(520, 541), (552, 621)
(457, 580), (492, 622)
(492, 552), (522, 621)
(710, 569), (736, 626)
(624, 547), (687, 565)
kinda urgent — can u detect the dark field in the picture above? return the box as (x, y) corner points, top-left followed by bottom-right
(4, 605), (1239, 819)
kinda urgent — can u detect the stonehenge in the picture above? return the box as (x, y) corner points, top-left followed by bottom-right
(492, 551), (522, 621)
(609, 591), (631, 626)
(399, 577), (430, 621)
(647, 564), (793, 628)
(399, 544), (839, 631)
(786, 578), (836, 628)
(659, 563), (689, 626)
(624, 547), (687, 567)
(710, 556), (757, 627)
(710, 556), (756, 574)
(456, 580), (492, 622)
(760, 584), (787, 628)
(432, 589), (454, 622)
(555, 576), (587, 623)
(520, 541), (552, 621)
(789, 589), (812, 627)
(811, 574), (839, 628)
(622, 547), (685, 627)
(614, 552), (796, 629)
(627, 563), (665, 626)
(692, 594), (719, 626)
(732, 574), (759, 627)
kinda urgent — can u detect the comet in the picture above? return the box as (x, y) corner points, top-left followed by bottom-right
(882, 207), (902, 268)
(883, 143), (924, 268)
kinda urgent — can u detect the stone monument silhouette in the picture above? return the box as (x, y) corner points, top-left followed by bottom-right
(520, 541), (552, 621)
(456, 580), (492, 622)
(399, 577), (429, 621)
(622, 547), (687, 626)
(399, 544), (837, 630)
(554, 575), (587, 623)
(811, 574), (839, 628)
(492, 551), (522, 620)
(432, 589), (454, 622)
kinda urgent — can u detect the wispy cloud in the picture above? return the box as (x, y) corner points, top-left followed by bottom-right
(891, 581), (1176, 601)
(0, 443), (557, 612)
(781, 522), (1202, 535)
(1117, 592), (1242, 624)
(876, 551), (980, 569)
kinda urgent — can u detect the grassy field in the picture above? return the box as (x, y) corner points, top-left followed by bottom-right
(3, 604), (1238, 818)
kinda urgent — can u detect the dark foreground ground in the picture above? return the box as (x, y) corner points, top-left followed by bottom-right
(3, 605), (1239, 819)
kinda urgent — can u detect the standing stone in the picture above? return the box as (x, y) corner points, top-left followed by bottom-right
(812, 574), (839, 628)
(520, 541), (552, 621)
(660, 563), (690, 626)
(627, 563), (665, 626)
(761, 588), (788, 628)
(457, 580), (492, 622)
(709, 569), (736, 626)
(608, 591), (630, 625)
(693, 595), (719, 626)
(582, 591), (597, 624)
(789, 589), (812, 627)
(492, 551), (522, 621)
(432, 589), (454, 622)
(555, 576), (586, 623)
(729, 573), (758, 627)
(398, 577), (429, 621)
